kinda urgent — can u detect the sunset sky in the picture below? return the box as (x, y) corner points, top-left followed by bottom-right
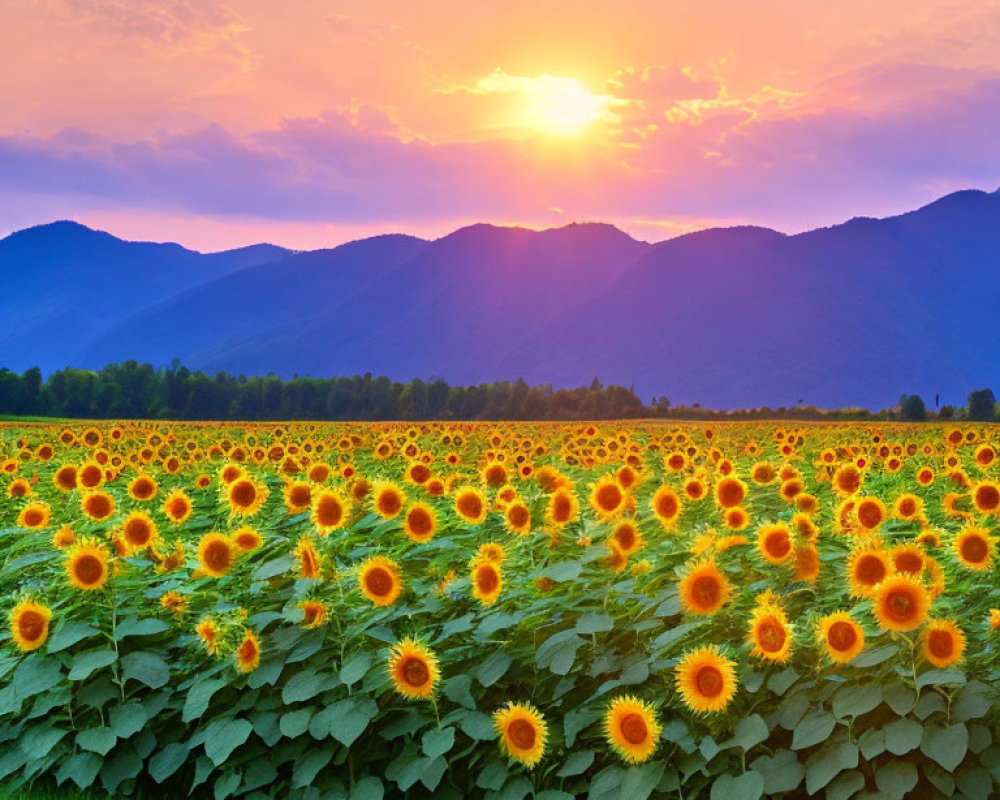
(2, 0), (999, 251)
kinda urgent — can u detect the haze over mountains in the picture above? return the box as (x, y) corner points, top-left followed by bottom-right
(2, 188), (999, 410)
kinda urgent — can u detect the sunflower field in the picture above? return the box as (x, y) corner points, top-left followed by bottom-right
(1, 421), (999, 800)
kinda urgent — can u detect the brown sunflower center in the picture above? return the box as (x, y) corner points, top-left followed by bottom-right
(691, 575), (721, 608)
(927, 629), (954, 659)
(976, 485), (1000, 510)
(857, 501), (882, 528)
(695, 665), (724, 698)
(365, 567), (393, 596)
(827, 621), (858, 652)
(74, 554), (104, 585)
(476, 565), (499, 593)
(856, 554), (886, 585)
(507, 719), (537, 750)
(960, 534), (988, 564)
(316, 495), (343, 526)
(596, 484), (622, 511)
(231, 481), (256, 508)
(401, 656), (430, 687)
(204, 540), (231, 572)
(378, 491), (402, 516)
(620, 713), (648, 745)
(757, 618), (786, 652)
(17, 610), (45, 642)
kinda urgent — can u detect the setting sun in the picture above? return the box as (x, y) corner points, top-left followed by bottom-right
(474, 68), (622, 136)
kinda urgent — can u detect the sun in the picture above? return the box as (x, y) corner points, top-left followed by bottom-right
(473, 69), (621, 137)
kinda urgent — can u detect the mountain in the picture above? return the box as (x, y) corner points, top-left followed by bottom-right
(0, 221), (290, 372)
(4, 189), (1000, 409)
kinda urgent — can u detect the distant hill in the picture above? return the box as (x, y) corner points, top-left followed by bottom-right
(0, 221), (289, 371)
(3, 189), (1000, 409)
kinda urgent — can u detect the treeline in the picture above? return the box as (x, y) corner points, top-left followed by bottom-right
(0, 362), (994, 422)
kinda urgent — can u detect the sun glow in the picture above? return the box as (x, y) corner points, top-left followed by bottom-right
(474, 69), (622, 136)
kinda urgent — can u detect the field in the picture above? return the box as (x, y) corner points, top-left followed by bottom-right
(1, 420), (999, 800)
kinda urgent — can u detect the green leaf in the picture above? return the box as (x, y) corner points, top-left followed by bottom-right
(350, 775), (384, 800)
(110, 702), (147, 738)
(280, 708), (313, 738)
(149, 742), (188, 783)
(204, 717), (253, 765)
(792, 710), (836, 750)
(20, 723), (67, 758)
(651, 621), (703, 653)
(556, 749), (594, 778)
(57, 751), (102, 790)
(340, 651), (372, 686)
(214, 770), (241, 800)
(850, 643), (897, 668)
(328, 698), (376, 747)
(563, 707), (600, 748)
(767, 668), (798, 696)
(750, 749), (803, 794)
(884, 717), (922, 755)
(731, 714), (769, 751)
(100, 746), (142, 794)
(920, 722), (968, 771)
(541, 560), (581, 581)
(120, 651), (170, 688)
(832, 683), (882, 719)
(858, 727), (885, 760)
(183, 676), (229, 722)
(444, 674), (475, 709)
(115, 617), (170, 640)
(621, 762), (667, 800)
(476, 760), (509, 790)
(952, 680), (996, 722)
(460, 711), (496, 740)
(575, 614), (614, 634)
(535, 630), (582, 675)
(422, 726), (455, 759)
(825, 770), (865, 800)
(916, 668), (966, 689)
(876, 761), (918, 798)
(882, 680), (917, 715)
(710, 771), (764, 800)
(281, 669), (330, 703)
(477, 651), (512, 687)
(253, 556), (293, 580)
(804, 741), (858, 794)
(69, 649), (117, 681)
(291, 745), (335, 789)
(47, 620), (99, 653)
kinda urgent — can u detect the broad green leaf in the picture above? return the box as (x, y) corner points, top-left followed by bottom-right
(710, 770), (764, 800)
(750, 749), (803, 794)
(149, 742), (188, 783)
(57, 752), (101, 790)
(792, 710), (836, 750)
(47, 621), (100, 653)
(460, 711), (496, 740)
(115, 617), (170, 640)
(120, 651), (170, 688)
(575, 614), (614, 634)
(422, 726), (455, 759)
(281, 669), (330, 703)
(850, 643), (897, 668)
(916, 668), (966, 689)
(340, 652), (372, 686)
(477, 651), (512, 687)
(876, 761), (918, 797)
(110, 702), (147, 738)
(832, 683), (882, 719)
(731, 714), (769, 751)
(76, 727), (118, 757)
(884, 717), (922, 755)
(921, 722), (968, 771)
(69, 649), (117, 681)
(804, 741), (858, 794)
(183, 676), (229, 722)
(204, 717), (253, 765)
(556, 749), (594, 778)
(349, 776), (384, 800)
(621, 762), (667, 800)
(280, 708), (313, 738)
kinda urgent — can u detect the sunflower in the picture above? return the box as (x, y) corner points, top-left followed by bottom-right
(81, 490), (115, 522)
(66, 537), (110, 591)
(119, 511), (159, 554)
(308, 462), (331, 483)
(604, 696), (660, 764)
(369, 481), (405, 520)
(162, 488), (193, 525)
(748, 604), (793, 663)
(311, 489), (347, 535)
(405, 462), (432, 486)
(916, 467), (935, 487)
(52, 525), (76, 548)
(674, 646), (738, 713)
(298, 600), (327, 628)
(235, 630), (261, 673)
(751, 462), (777, 484)
(126, 474), (157, 501)
(471, 558), (503, 606)
(387, 637), (440, 699)
(817, 612), (865, 664)
(678, 559), (731, 615)
(832, 464), (863, 496)
(989, 609), (1000, 633)
(854, 496), (887, 532)
(294, 536), (322, 580)
(873, 573), (930, 632)
(891, 542), (925, 576)
(893, 493), (924, 522)
(153, 540), (186, 574)
(971, 481), (1000, 516)
(403, 502), (438, 543)
(795, 542), (820, 583)
(53, 464), (78, 492)
(483, 462), (509, 488)
(454, 486), (488, 525)
(846, 545), (892, 597)
(358, 556), (403, 606)
(227, 477), (267, 516)
(9, 599), (51, 652)
(283, 481), (312, 514)
(504, 501), (531, 535)
(159, 590), (188, 614)
(650, 485), (683, 530)
(197, 532), (235, 578)
(545, 488), (579, 527)
(196, 616), (220, 655)
(590, 476), (626, 520)
(7, 478), (31, 499)
(17, 502), (51, 530)
(921, 619), (965, 669)
(231, 526), (263, 552)
(723, 506), (750, 531)
(714, 476), (747, 509)
(77, 462), (104, 489)
(477, 542), (507, 564)
(493, 702), (547, 768)
(757, 523), (793, 565)
(610, 520), (644, 556)
(953, 525), (995, 570)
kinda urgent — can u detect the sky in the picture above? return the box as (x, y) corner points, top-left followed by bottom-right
(1, 0), (999, 251)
